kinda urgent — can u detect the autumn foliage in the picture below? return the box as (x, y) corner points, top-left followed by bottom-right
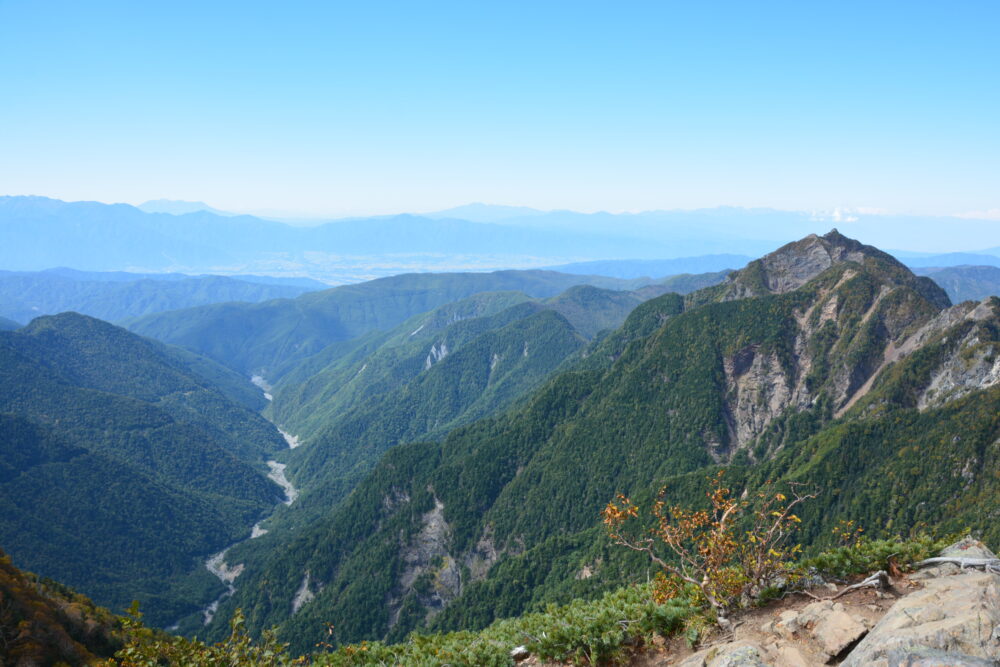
(603, 472), (815, 628)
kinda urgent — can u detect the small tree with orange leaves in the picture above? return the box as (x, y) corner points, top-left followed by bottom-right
(603, 472), (814, 631)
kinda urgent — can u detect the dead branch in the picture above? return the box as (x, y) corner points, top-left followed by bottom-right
(913, 557), (1000, 573)
(829, 570), (890, 600)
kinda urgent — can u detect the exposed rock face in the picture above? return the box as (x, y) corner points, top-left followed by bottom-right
(714, 268), (997, 457)
(842, 540), (1000, 667)
(717, 230), (905, 301)
(391, 496), (461, 626)
(918, 322), (1000, 411)
(723, 346), (793, 448)
(755, 232), (868, 295)
(291, 572), (315, 614)
(425, 341), (449, 369)
(675, 540), (999, 667)
(705, 230), (966, 456)
(761, 600), (871, 662)
(463, 525), (500, 583)
(802, 601), (869, 658)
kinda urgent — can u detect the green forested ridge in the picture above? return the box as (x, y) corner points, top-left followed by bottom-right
(912, 264), (1000, 303)
(646, 269), (731, 297)
(123, 269), (679, 377)
(204, 232), (1000, 653)
(257, 284), (669, 525)
(0, 269), (313, 325)
(164, 342), (274, 412)
(0, 313), (288, 626)
(268, 285), (663, 442)
(283, 309), (587, 518)
(268, 291), (538, 440)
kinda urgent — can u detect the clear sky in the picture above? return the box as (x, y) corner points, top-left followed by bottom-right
(1, 0), (998, 218)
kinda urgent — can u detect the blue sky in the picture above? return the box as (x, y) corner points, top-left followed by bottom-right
(1, 0), (998, 217)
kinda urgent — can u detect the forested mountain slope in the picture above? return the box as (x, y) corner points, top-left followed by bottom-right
(0, 269), (313, 325)
(271, 284), (662, 442)
(124, 269), (667, 377)
(0, 313), (288, 626)
(207, 232), (1000, 652)
(253, 284), (666, 525)
(912, 264), (1000, 303)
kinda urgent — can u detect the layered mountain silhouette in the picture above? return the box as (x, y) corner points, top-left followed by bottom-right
(189, 231), (999, 652)
(3, 230), (999, 654)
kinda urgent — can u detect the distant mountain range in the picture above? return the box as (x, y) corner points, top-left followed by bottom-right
(31, 267), (326, 289)
(913, 265), (1000, 302)
(904, 252), (1000, 268)
(3, 197), (998, 282)
(137, 199), (237, 216)
(547, 255), (753, 279)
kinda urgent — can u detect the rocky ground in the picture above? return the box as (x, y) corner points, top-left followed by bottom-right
(520, 538), (1000, 666)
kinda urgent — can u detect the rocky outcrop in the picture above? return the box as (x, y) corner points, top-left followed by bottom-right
(917, 300), (1000, 410)
(680, 642), (772, 666)
(723, 346), (793, 449)
(755, 232), (869, 295)
(717, 230), (905, 301)
(708, 231), (967, 456)
(390, 496), (461, 626)
(843, 540), (1000, 666)
(291, 572), (315, 614)
(425, 341), (450, 369)
(672, 539), (1000, 667)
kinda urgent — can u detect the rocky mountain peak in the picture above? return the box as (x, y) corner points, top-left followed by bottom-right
(710, 229), (948, 308)
(750, 229), (895, 293)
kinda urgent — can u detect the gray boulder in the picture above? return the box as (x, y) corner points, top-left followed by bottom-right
(841, 539), (1000, 667)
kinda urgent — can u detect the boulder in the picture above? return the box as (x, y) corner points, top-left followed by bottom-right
(775, 609), (802, 639)
(768, 599), (869, 658)
(940, 537), (997, 560)
(809, 605), (868, 657)
(841, 540), (1000, 666)
(679, 642), (771, 666)
(883, 647), (997, 666)
(510, 645), (530, 661)
(772, 644), (810, 667)
(912, 537), (999, 581)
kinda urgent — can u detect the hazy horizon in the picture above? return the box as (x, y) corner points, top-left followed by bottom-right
(6, 194), (1000, 227)
(3, 1), (998, 222)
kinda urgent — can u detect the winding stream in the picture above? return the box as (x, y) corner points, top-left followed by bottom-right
(196, 376), (301, 626)
(279, 428), (301, 449)
(198, 460), (298, 624)
(250, 374), (273, 401)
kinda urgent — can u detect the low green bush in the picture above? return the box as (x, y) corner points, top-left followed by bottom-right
(315, 584), (695, 666)
(802, 533), (950, 578)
